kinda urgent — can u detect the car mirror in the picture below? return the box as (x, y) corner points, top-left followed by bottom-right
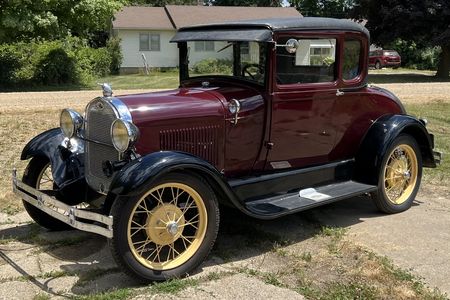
(275, 38), (300, 54)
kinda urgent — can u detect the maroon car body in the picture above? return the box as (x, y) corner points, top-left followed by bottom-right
(369, 49), (401, 69)
(13, 17), (440, 282)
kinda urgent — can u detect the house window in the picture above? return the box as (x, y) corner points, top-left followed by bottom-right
(310, 47), (332, 65)
(240, 42), (250, 55)
(195, 41), (214, 52)
(139, 33), (160, 51)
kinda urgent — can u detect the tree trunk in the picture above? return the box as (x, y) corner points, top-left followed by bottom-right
(436, 44), (450, 78)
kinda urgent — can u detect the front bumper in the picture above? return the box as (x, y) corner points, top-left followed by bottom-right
(434, 151), (442, 165)
(12, 170), (113, 238)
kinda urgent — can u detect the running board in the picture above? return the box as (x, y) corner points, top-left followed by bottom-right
(245, 181), (377, 217)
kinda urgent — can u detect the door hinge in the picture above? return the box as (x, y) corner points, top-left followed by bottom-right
(265, 141), (274, 150)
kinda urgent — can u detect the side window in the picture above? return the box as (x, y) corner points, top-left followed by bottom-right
(276, 37), (336, 85)
(342, 39), (362, 81)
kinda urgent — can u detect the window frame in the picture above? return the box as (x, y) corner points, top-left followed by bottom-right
(273, 32), (340, 91)
(139, 33), (161, 52)
(194, 41), (215, 52)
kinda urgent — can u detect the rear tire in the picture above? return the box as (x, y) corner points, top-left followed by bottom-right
(372, 135), (422, 214)
(22, 157), (72, 231)
(109, 173), (220, 282)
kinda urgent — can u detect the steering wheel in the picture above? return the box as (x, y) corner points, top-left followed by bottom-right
(241, 64), (259, 80)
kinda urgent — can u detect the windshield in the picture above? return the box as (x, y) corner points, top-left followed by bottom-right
(185, 41), (267, 85)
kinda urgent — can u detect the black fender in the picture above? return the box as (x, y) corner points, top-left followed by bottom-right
(20, 128), (95, 202)
(354, 114), (436, 185)
(106, 151), (252, 216)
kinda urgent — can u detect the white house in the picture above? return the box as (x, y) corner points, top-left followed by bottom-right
(112, 5), (301, 73)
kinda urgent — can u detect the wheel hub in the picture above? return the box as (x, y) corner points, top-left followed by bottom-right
(145, 204), (185, 246)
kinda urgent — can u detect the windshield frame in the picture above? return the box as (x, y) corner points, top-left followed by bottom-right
(177, 41), (270, 87)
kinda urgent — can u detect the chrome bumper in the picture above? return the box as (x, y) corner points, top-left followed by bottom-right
(434, 151), (442, 166)
(12, 170), (113, 238)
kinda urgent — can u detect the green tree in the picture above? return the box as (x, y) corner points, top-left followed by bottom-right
(354, 0), (450, 78)
(0, 0), (125, 43)
(289, 0), (355, 18)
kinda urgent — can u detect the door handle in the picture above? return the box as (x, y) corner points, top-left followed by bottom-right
(336, 89), (344, 96)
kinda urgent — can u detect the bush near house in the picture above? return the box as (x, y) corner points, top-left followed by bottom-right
(0, 37), (122, 90)
(192, 58), (233, 74)
(386, 39), (441, 70)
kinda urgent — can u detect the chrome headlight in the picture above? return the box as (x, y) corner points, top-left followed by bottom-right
(60, 109), (83, 138)
(111, 119), (139, 153)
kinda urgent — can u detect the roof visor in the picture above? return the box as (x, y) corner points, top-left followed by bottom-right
(170, 29), (273, 43)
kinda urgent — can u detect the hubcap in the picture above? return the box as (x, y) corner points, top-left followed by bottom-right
(127, 183), (207, 270)
(383, 144), (418, 204)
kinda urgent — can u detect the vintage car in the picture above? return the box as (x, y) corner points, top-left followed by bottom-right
(12, 17), (441, 282)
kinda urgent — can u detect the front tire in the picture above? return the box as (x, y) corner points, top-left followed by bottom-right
(372, 135), (422, 214)
(375, 61), (382, 69)
(109, 173), (220, 282)
(22, 157), (72, 231)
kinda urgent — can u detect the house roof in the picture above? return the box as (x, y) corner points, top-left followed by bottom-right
(112, 5), (301, 30)
(113, 7), (174, 30)
(165, 5), (301, 29)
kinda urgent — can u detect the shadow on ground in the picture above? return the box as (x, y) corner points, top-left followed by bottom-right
(0, 195), (395, 297)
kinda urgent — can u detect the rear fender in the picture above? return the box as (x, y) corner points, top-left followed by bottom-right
(354, 114), (436, 185)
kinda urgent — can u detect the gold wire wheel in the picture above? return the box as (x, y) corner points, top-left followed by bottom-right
(127, 183), (208, 270)
(36, 163), (54, 190)
(383, 144), (418, 205)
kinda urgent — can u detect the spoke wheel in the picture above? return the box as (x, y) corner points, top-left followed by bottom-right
(372, 135), (422, 214)
(110, 173), (219, 282)
(127, 183), (207, 270)
(383, 144), (418, 204)
(22, 157), (72, 231)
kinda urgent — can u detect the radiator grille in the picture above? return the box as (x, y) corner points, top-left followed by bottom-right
(160, 126), (220, 166)
(85, 99), (120, 193)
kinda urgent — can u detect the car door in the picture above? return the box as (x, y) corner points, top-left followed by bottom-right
(265, 34), (339, 170)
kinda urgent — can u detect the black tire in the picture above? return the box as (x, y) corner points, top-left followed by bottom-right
(372, 135), (422, 214)
(22, 157), (72, 231)
(109, 173), (220, 282)
(375, 61), (382, 69)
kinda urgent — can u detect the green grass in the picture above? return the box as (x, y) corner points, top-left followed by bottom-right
(404, 101), (450, 186)
(367, 68), (450, 84)
(95, 72), (179, 90)
(149, 278), (199, 294)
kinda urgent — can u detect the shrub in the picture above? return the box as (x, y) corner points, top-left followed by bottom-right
(107, 37), (123, 75)
(192, 58), (232, 74)
(35, 48), (78, 85)
(0, 45), (22, 85)
(385, 39), (441, 70)
(0, 38), (119, 89)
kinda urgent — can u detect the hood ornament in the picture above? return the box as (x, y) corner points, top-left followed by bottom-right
(98, 83), (113, 97)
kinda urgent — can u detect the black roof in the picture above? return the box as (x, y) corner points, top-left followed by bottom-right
(171, 17), (369, 42)
(179, 17), (368, 35)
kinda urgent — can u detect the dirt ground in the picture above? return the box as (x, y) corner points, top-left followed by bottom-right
(0, 83), (449, 299)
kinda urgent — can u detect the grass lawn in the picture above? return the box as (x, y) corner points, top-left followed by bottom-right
(95, 71), (179, 90)
(368, 68), (450, 84)
(405, 101), (450, 187)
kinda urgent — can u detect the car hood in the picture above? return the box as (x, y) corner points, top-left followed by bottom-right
(116, 88), (226, 127)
